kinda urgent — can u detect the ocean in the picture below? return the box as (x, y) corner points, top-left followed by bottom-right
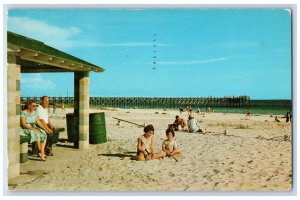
(203, 100), (292, 115)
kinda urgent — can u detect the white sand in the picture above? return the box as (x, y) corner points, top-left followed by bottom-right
(9, 107), (292, 191)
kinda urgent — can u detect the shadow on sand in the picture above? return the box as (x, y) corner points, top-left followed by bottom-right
(98, 152), (136, 159)
(57, 138), (69, 143)
(27, 155), (44, 161)
(55, 143), (76, 149)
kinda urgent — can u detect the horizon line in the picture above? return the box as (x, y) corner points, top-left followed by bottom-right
(20, 96), (292, 101)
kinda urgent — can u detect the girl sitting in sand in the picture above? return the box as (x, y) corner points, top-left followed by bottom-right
(137, 124), (166, 161)
(162, 128), (182, 158)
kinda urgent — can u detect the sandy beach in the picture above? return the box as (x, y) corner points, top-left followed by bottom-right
(8, 107), (292, 191)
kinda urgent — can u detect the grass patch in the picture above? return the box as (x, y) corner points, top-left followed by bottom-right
(207, 122), (235, 128)
(207, 122), (251, 129)
(275, 122), (291, 127)
(235, 124), (249, 129)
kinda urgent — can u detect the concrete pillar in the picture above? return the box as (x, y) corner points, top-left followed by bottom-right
(7, 54), (21, 179)
(20, 142), (28, 163)
(74, 71), (90, 149)
(74, 73), (79, 148)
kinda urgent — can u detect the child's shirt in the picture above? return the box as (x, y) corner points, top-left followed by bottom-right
(138, 135), (152, 153)
(162, 139), (177, 152)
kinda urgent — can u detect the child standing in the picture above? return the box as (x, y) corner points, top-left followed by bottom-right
(162, 128), (182, 158)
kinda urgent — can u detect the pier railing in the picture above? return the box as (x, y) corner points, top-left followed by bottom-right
(20, 96), (250, 109)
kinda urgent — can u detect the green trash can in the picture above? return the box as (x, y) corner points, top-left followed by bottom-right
(66, 112), (107, 146)
(89, 112), (107, 144)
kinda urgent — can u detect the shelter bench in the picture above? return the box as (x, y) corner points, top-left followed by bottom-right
(19, 128), (65, 163)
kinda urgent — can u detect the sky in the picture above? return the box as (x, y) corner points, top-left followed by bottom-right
(7, 9), (291, 99)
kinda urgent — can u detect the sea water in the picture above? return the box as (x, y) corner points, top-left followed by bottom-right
(199, 100), (292, 115)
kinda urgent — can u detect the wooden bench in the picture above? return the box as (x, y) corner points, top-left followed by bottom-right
(20, 128), (65, 163)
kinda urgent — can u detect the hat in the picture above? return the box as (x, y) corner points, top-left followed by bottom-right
(188, 114), (194, 119)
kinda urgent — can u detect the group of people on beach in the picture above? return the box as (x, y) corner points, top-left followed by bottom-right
(20, 96), (60, 161)
(135, 107), (205, 161)
(171, 115), (203, 133)
(274, 110), (292, 123)
(177, 106), (204, 132)
(180, 106), (213, 115)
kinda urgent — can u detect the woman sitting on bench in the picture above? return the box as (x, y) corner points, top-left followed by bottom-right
(20, 100), (47, 161)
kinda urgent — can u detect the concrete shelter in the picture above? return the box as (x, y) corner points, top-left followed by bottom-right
(7, 31), (105, 179)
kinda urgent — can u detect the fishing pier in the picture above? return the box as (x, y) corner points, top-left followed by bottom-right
(21, 96), (250, 109)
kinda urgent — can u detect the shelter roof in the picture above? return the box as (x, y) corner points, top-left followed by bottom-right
(7, 31), (105, 73)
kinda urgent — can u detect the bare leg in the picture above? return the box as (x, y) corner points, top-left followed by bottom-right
(40, 141), (46, 157)
(36, 142), (41, 155)
(137, 152), (146, 161)
(152, 151), (166, 160)
(37, 141), (46, 160)
(172, 151), (182, 158)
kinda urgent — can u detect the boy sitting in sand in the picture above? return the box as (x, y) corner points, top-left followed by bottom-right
(136, 124), (166, 161)
(162, 128), (182, 158)
(173, 115), (188, 131)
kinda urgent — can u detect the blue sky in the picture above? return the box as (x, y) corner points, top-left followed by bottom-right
(7, 9), (291, 99)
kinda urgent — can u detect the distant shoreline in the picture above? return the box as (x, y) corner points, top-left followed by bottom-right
(89, 105), (290, 115)
(21, 96), (292, 115)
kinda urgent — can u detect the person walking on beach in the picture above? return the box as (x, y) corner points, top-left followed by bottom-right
(285, 111), (291, 122)
(179, 107), (184, 114)
(53, 103), (56, 114)
(162, 128), (182, 158)
(37, 96), (60, 156)
(206, 107), (213, 113)
(246, 108), (251, 119)
(136, 124), (166, 161)
(20, 99), (47, 161)
(197, 107), (201, 114)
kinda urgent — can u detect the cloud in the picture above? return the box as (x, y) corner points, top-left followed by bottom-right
(21, 74), (56, 90)
(8, 16), (170, 50)
(157, 57), (232, 65)
(8, 16), (81, 50)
